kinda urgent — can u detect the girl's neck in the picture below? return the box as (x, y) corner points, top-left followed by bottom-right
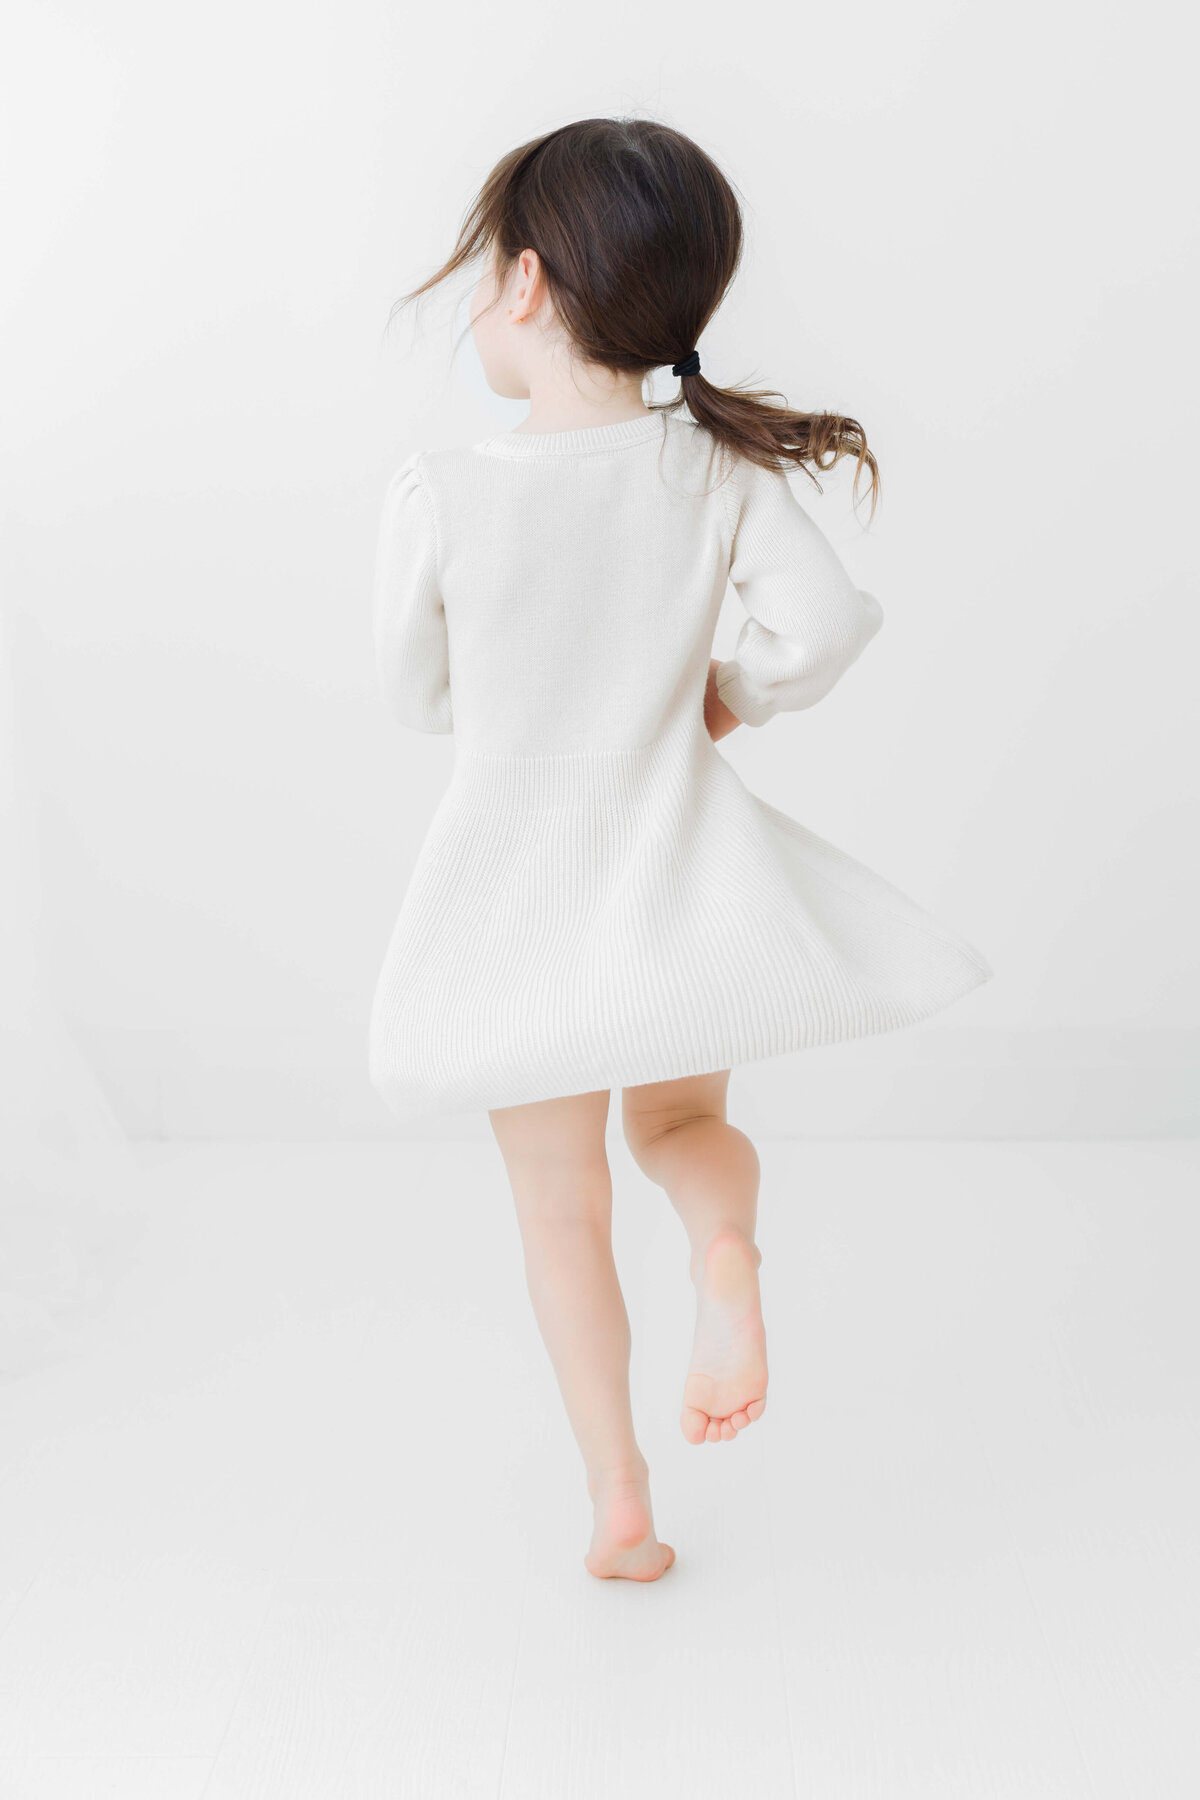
(512, 376), (653, 437)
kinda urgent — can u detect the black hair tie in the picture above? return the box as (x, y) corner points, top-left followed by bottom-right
(671, 349), (701, 378)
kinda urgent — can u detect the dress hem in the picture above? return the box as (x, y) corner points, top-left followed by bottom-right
(370, 948), (994, 1123)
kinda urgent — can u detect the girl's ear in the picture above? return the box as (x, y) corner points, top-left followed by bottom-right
(516, 247), (544, 314)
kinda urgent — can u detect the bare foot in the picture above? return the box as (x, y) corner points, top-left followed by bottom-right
(584, 1462), (676, 1581)
(681, 1228), (769, 1444)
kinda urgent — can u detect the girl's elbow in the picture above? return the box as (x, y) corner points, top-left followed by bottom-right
(379, 674), (453, 735)
(856, 589), (884, 641)
(404, 688), (454, 734)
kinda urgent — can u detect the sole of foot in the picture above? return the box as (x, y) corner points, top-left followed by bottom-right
(584, 1474), (676, 1582)
(681, 1227), (768, 1445)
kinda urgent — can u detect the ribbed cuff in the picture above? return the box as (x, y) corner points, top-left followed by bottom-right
(714, 659), (775, 728)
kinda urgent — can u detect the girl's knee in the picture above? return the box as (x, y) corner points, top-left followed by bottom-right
(620, 1070), (730, 1163)
(497, 1128), (614, 1226)
(622, 1105), (721, 1178)
(510, 1165), (614, 1235)
(624, 1106), (757, 1187)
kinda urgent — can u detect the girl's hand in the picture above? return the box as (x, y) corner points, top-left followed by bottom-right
(704, 657), (742, 742)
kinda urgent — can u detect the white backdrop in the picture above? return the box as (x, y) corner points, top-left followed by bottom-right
(2, 0), (1196, 1140)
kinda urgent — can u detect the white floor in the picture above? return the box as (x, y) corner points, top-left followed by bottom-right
(1, 1138), (1197, 1799)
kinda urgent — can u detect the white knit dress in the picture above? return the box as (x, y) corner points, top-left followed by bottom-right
(368, 411), (992, 1119)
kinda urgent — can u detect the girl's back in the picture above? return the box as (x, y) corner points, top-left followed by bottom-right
(376, 411), (882, 755)
(402, 413), (723, 753)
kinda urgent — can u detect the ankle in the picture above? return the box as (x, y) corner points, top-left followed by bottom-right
(587, 1453), (650, 1497)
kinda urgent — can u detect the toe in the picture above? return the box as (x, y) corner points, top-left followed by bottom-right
(746, 1397), (766, 1420)
(681, 1405), (709, 1443)
(720, 1419), (736, 1441)
(706, 1418), (721, 1442)
(730, 1410), (751, 1430)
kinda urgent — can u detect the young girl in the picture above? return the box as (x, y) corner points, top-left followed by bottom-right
(369, 118), (993, 1583)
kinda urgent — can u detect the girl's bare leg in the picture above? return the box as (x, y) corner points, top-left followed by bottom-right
(488, 1087), (675, 1582)
(622, 1070), (768, 1445)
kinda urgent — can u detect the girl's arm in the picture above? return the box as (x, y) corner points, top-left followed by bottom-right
(372, 451), (453, 734)
(714, 457), (883, 729)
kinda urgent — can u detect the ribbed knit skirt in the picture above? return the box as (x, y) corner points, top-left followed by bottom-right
(368, 712), (993, 1119)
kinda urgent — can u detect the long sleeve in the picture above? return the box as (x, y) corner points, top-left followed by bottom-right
(714, 456), (884, 728)
(372, 451), (453, 734)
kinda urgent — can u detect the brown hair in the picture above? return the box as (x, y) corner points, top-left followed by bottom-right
(388, 117), (880, 520)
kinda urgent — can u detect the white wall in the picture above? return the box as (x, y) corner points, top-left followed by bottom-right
(2, 0), (1196, 1138)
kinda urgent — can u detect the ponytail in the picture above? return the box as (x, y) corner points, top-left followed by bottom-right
(670, 371), (879, 522)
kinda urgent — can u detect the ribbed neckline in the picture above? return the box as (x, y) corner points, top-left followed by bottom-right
(477, 412), (672, 458)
